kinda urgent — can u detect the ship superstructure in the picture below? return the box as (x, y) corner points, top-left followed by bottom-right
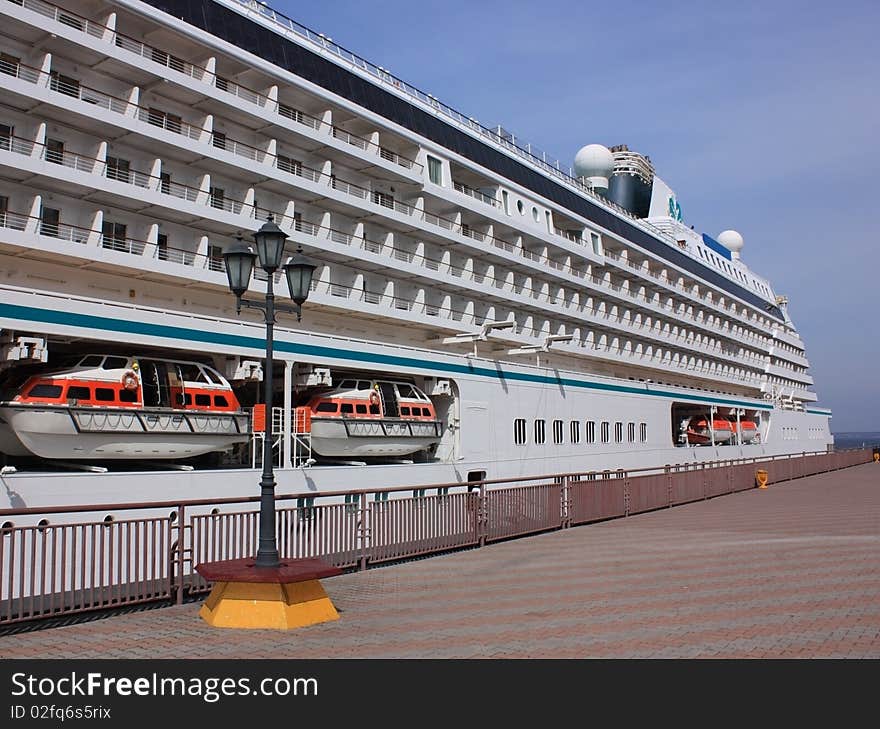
(0, 0), (832, 510)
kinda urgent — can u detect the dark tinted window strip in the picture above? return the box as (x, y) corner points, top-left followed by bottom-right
(143, 0), (783, 322)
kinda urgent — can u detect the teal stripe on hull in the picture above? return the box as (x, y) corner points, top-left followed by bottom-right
(0, 301), (780, 411)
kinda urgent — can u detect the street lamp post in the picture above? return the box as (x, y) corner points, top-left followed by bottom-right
(223, 215), (317, 569)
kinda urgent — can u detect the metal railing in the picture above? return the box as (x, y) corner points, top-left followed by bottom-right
(0, 448), (871, 626)
(8, 0), (105, 40)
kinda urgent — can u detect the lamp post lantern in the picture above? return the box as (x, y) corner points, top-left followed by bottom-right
(222, 215), (316, 569)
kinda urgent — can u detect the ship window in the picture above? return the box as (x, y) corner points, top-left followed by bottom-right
(40, 207), (60, 238)
(148, 108), (182, 134)
(106, 155), (131, 183)
(209, 187), (225, 210)
(427, 155), (442, 185)
(67, 386), (91, 400)
(103, 357), (127, 370)
(553, 419), (564, 444)
(316, 402), (338, 413)
(585, 421), (595, 443)
(178, 364), (205, 382)
(517, 200), (524, 215)
(277, 154), (302, 177)
(356, 404), (367, 414)
(502, 190), (510, 215)
(400, 407), (410, 416)
(357, 381), (371, 390)
(27, 384), (62, 399)
(195, 394), (211, 406)
(570, 421), (580, 444)
(212, 131), (226, 150)
(369, 403), (380, 415)
(615, 422), (623, 443)
(175, 393), (192, 406)
(534, 419), (546, 445)
(532, 207), (539, 223)
(204, 369), (223, 385)
(0, 126), (9, 152)
(513, 418), (526, 445)
(101, 221), (127, 251)
(157, 233), (168, 260)
(79, 355), (102, 367)
(396, 384), (416, 398)
(640, 423), (647, 442)
(600, 421), (610, 443)
(0, 53), (21, 78)
(45, 139), (64, 165)
(214, 395), (229, 407)
(339, 380), (357, 389)
(50, 72), (80, 98)
(340, 403), (354, 414)
(119, 389), (137, 403)
(628, 422), (636, 443)
(95, 388), (115, 402)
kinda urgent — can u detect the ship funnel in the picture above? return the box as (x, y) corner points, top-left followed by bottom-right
(573, 144), (614, 194)
(607, 145), (655, 218)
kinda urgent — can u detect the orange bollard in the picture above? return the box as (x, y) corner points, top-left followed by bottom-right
(756, 469), (769, 489)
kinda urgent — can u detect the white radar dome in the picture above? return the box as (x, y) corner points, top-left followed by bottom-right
(574, 144), (614, 190)
(717, 230), (744, 253)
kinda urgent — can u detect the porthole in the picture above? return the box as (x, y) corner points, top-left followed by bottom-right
(532, 206), (539, 222)
(2, 521), (14, 535)
(516, 200), (524, 215)
(168, 510), (178, 523)
(103, 515), (114, 527)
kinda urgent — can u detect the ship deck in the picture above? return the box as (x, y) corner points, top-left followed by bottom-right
(2, 462), (877, 659)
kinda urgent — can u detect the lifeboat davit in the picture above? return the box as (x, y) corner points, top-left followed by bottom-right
(686, 414), (734, 445)
(296, 377), (442, 459)
(0, 354), (249, 460)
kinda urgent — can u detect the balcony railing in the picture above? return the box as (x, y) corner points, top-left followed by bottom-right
(7, 0), (105, 40)
(453, 181), (498, 208)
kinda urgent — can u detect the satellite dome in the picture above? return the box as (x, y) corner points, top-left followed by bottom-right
(717, 230), (744, 259)
(574, 144), (614, 190)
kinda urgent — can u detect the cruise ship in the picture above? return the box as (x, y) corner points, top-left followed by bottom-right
(0, 0), (833, 514)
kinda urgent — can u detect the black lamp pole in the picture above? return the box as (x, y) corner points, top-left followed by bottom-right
(223, 215), (317, 569)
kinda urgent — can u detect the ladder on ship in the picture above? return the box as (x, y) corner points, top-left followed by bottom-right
(250, 405), (313, 468)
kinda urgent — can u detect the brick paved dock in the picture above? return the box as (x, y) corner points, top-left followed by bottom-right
(1, 463), (877, 659)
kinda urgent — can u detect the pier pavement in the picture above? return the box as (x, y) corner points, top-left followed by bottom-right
(1, 463), (877, 659)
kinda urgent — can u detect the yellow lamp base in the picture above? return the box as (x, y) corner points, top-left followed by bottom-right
(756, 468), (769, 489)
(199, 578), (339, 630)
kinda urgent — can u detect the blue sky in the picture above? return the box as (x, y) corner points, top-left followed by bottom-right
(274, 0), (879, 431)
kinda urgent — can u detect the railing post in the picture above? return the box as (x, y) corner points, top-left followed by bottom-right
(561, 475), (571, 527)
(175, 504), (186, 605)
(665, 464), (672, 507)
(358, 491), (368, 571)
(477, 484), (487, 547)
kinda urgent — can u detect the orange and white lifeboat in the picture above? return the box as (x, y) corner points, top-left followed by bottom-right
(0, 354), (249, 460)
(296, 377), (442, 459)
(733, 418), (759, 443)
(686, 414), (734, 445)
